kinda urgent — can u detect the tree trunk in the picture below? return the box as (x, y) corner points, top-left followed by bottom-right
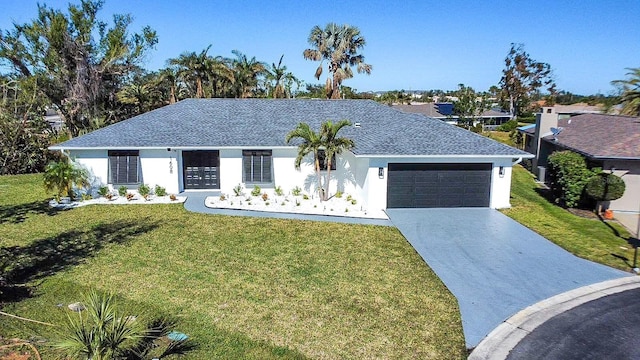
(331, 69), (341, 99)
(314, 152), (324, 201)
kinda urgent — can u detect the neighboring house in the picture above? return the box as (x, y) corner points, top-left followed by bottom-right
(393, 103), (511, 128)
(45, 108), (64, 132)
(520, 107), (640, 230)
(50, 99), (532, 212)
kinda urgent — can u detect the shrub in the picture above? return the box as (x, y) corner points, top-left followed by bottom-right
(251, 185), (261, 197)
(169, 194), (177, 201)
(43, 158), (89, 200)
(126, 192), (135, 201)
(303, 194), (309, 200)
(154, 185), (167, 197)
(220, 194), (226, 201)
(516, 115), (537, 124)
(97, 186), (109, 197)
(118, 185), (128, 197)
(495, 119), (519, 132)
(138, 183), (151, 199)
(233, 184), (243, 196)
(292, 186), (302, 196)
(335, 191), (343, 198)
(547, 151), (595, 208)
(262, 193), (268, 201)
(586, 173), (626, 202)
(275, 186), (284, 196)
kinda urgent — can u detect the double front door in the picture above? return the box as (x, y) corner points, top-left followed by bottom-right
(182, 151), (219, 189)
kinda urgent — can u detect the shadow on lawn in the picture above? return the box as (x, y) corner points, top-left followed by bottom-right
(0, 218), (159, 303)
(0, 200), (63, 224)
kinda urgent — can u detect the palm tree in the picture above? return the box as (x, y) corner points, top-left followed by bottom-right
(230, 50), (267, 98)
(266, 55), (299, 98)
(303, 23), (372, 99)
(321, 120), (354, 200)
(155, 67), (180, 104)
(285, 122), (324, 198)
(43, 157), (89, 201)
(116, 83), (157, 114)
(169, 46), (213, 98)
(206, 56), (234, 97)
(612, 67), (640, 116)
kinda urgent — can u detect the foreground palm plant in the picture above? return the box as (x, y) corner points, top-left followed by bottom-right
(56, 291), (144, 359)
(43, 157), (89, 201)
(56, 290), (192, 359)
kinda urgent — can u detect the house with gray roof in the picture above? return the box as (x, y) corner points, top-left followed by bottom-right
(392, 103), (511, 129)
(51, 99), (532, 211)
(520, 107), (640, 235)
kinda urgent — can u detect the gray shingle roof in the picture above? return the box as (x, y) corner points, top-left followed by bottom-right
(52, 99), (530, 157)
(542, 113), (640, 159)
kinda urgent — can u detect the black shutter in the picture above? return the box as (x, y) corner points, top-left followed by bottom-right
(108, 150), (140, 184)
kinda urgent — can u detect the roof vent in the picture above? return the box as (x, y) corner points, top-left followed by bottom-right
(354, 122), (361, 128)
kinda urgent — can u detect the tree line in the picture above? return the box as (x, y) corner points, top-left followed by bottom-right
(1, 1), (638, 176)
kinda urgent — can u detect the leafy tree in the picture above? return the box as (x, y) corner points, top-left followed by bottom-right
(499, 43), (555, 118)
(321, 120), (354, 200)
(0, 112), (55, 175)
(453, 84), (490, 130)
(285, 122), (324, 198)
(303, 23), (372, 99)
(611, 67), (640, 116)
(0, 0), (158, 137)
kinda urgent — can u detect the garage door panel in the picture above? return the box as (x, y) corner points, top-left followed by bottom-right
(387, 163), (491, 208)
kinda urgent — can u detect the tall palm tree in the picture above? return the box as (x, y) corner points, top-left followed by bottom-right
(156, 67), (180, 104)
(205, 56), (234, 97)
(612, 67), (640, 116)
(303, 23), (372, 99)
(285, 122), (324, 198)
(116, 83), (157, 114)
(321, 120), (354, 200)
(169, 46), (212, 98)
(230, 50), (267, 98)
(266, 55), (299, 98)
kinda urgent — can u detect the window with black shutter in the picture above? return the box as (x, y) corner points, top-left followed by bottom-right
(242, 150), (272, 183)
(108, 150), (140, 185)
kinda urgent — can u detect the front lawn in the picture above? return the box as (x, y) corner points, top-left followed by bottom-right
(503, 166), (634, 271)
(0, 174), (465, 359)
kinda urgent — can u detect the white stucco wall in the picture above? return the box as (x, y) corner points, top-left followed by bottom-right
(69, 149), (108, 188)
(69, 147), (518, 211)
(139, 149), (180, 194)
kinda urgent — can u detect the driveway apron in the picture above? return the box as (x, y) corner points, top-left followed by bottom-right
(386, 208), (630, 348)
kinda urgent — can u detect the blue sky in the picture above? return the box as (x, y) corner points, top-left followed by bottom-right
(2, 0), (639, 95)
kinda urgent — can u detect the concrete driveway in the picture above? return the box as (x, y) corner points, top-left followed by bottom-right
(386, 208), (630, 348)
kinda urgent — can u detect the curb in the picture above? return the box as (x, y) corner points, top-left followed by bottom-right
(469, 276), (640, 360)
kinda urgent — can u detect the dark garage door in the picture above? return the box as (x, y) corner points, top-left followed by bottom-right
(387, 163), (491, 208)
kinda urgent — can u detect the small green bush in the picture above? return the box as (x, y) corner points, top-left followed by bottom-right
(495, 119), (519, 132)
(251, 185), (261, 197)
(138, 183), (151, 199)
(154, 185), (167, 197)
(547, 151), (595, 208)
(586, 173), (626, 202)
(275, 186), (284, 196)
(118, 185), (128, 197)
(292, 186), (302, 196)
(233, 184), (243, 196)
(335, 191), (343, 198)
(303, 194), (309, 200)
(98, 186), (109, 197)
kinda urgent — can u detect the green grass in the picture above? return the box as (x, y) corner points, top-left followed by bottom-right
(0, 174), (465, 359)
(503, 166), (634, 271)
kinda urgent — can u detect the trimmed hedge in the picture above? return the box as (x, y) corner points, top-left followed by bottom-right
(585, 173), (626, 202)
(547, 151), (596, 208)
(495, 119), (519, 132)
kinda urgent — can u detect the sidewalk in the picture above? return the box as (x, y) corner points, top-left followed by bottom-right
(469, 276), (640, 360)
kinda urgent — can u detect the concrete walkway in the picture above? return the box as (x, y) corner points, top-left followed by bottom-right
(181, 191), (393, 226)
(386, 208), (631, 348)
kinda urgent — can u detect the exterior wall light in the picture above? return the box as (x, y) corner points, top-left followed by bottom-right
(499, 166), (505, 178)
(378, 167), (384, 179)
